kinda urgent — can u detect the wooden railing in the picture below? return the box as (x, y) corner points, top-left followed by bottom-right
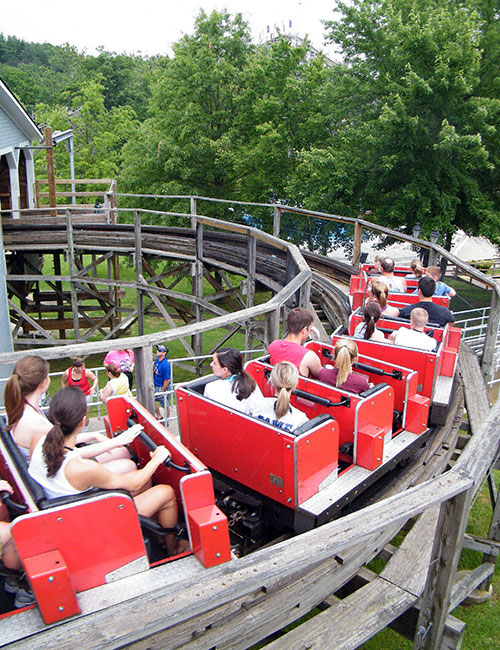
(32, 178), (117, 222)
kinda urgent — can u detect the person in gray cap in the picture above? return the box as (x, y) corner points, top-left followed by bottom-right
(153, 345), (171, 420)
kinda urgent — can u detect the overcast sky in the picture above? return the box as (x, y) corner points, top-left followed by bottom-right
(1, 1), (340, 58)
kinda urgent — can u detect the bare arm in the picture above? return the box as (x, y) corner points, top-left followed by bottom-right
(302, 350), (322, 378)
(75, 425), (142, 459)
(61, 370), (68, 389)
(86, 370), (98, 395)
(65, 446), (170, 493)
(100, 383), (114, 403)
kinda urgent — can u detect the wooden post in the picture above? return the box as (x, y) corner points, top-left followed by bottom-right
(34, 180), (40, 208)
(190, 196), (197, 230)
(284, 250), (296, 310)
(481, 287), (500, 382)
(104, 192), (110, 224)
(134, 344), (155, 413)
(352, 221), (362, 268)
(265, 306), (280, 347)
(65, 209), (80, 340)
(273, 206), (281, 238)
(428, 246), (438, 267)
(299, 276), (311, 310)
(53, 252), (66, 339)
(134, 210), (144, 337)
(192, 220), (204, 368)
(112, 250), (120, 331)
(245, 233), (256, 355)
(44, 126), (57, 217)
(413, 488), (473, 650)
(479, 476), (500, 590)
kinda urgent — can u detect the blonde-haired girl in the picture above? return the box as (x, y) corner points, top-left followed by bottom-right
(318, 340), (369, 393)
(247, 361), (308, 432)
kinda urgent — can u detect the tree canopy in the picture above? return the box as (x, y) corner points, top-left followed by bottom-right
(291, 0), (500, 246)
(2, 1), (500, 247)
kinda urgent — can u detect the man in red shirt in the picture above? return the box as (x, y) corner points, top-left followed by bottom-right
(268, 308), (322, 378)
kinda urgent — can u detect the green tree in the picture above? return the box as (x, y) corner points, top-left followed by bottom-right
(34, 78), (139, 184)
(291, 0), (500, 246)
(233, 36), (334, 205)
(120, 9), (252, 213)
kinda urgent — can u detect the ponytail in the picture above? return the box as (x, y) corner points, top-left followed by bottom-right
(5, 356), (49, 430)
(270, 362), (298, 420)
(334, 340), (358, 388)
(362, 302), (381, 340)
(371, 281), (388, 309)
(215, 348), (256, 401)
(42, 424), (66, 478)
(42, 387), (87, 477)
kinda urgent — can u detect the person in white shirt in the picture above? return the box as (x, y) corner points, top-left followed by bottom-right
(204, 348), (263, 413)
(28, 387), (182, 553)
(354, 302), (386, 342)
(390, 308), (438, 352)
(374, 257), (406, 293)
(247, 361), (308, 432)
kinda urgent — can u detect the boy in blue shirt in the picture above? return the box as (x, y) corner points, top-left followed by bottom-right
(153, 345), (171, 419)
(426, 266), (456, 298)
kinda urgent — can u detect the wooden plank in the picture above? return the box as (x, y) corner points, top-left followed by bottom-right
(36, 178), (114, 184)
(266, 579), (417, 650)
(463, 533), (500, 555)
(448, 563), (495, 611)
(138, 274), (195, 358)
(21, 318), (110, 331)
(458, 343), (490, 435)
(414, 488), (472, 650)
(264, 509), (440, 650)
(134, 210), (144, 336)
(7, 299), (54, 340)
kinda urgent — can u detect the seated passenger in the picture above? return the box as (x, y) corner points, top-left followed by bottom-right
(5, 356), (136, 473)
(366, 282), (400, 318)
(5, 356), (52, 463)
(268, 307), (322, 378)
(390, 308), (438, 352)
(406, 259), (425, 279)
(100, 363), (133, 402)
(426, 265), (456, 298)
(0, 479), (35, 607)
(204, 348), (263, 412)
(247, 362), (308, 432)
(398, 277), (454, 327)
(318, 340), (370, 394)
(0, 480), (21, 571)
(373, 257), (406, 293)
(354, 302), (385, 342)
(28, 388), (179, 548)
(368, 254), (383, 276)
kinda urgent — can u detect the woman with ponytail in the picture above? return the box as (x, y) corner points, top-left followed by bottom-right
(29, 388), (179, 533)
(247, 362), (308, 432)
(366, 281), (400, 318)
(354, 302), (385, 342)
(204, 347), (263, 412)
(5, 355), (137, 472)
(318, 340), (369, 394)
(5, 356), (52, 462)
